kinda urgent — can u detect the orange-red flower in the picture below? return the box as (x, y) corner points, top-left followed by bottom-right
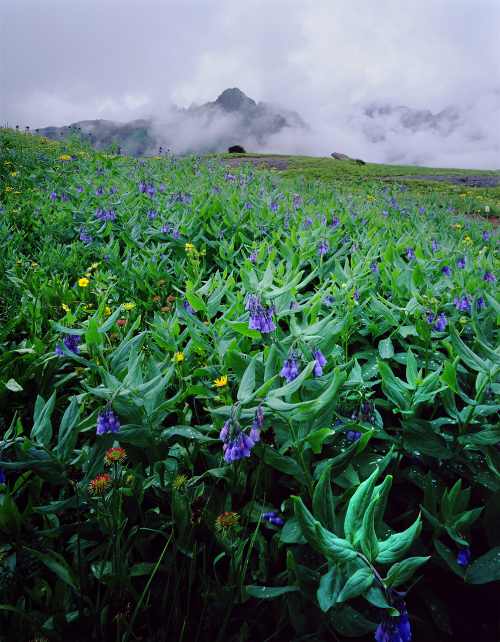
(87, 473), (112, 494)
(104, 446), (127, 466)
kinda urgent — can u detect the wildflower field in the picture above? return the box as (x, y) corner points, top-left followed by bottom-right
(1, 126), (500, 642)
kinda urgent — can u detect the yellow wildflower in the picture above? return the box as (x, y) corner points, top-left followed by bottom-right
(16, 260), (22, 264)
(60, 155), (71, 161)
(86, 272), (91, 277)
(213, 376), (228, 387)
(122, 302), (135, 310)
(78, 278), (89, 287)
(186, 243), (195, 248)
(171, 352), (184, 362)
(31, 262), (38, 267)
(62, 303), (70, 311)
(11, 172), (16, 176)
(105, 307), (111, 316)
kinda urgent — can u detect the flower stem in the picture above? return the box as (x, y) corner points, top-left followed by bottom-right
(242, 443), (266, 541)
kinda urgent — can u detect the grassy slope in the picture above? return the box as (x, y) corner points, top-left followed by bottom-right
(200, 152), (500, 217)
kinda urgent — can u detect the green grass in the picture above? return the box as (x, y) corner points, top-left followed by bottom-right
(199, 152), (500, 220)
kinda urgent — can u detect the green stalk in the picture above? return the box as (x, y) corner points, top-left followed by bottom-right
(274, 410), (314, 500)
(241, 443), (266, 541)
(193, 572), (210, 642)
(165, 522), (195, 637)
(75, 484), (85, 632)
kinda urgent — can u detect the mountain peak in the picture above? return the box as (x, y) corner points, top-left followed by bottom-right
(214, 88), (257, 112)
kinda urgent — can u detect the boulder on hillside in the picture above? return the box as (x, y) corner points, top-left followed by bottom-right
(229, 145), (246, 153)
(331, 152), (349, 160)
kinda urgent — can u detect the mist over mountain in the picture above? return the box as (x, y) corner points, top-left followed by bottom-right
(35, 88), (311, 157)
(32, 87), (496, 169)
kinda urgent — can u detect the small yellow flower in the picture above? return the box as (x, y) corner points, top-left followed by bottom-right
(171, 352), (184, 362)
(90, 262), (100, 269)
(16, 260), (22, 264)
(105, 306), (111, 316)
(31, 262), (38, 267)
(122, 302), (135, 311)
(60, 155), (71, 161)
(78, 278), (89, 287)
(213, 376), (228, 387)
(11, 172), (16, 176)
(86, 272), (91, 277)
(172, 474), (188, 491)
(62, 303), (70, 311)
(185, 243), (195, 248)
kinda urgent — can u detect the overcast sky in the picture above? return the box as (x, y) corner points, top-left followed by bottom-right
(1, 0), (499, 169)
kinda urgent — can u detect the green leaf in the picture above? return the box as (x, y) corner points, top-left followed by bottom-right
(263, 448), (307, 486)
(484, 491), (500, 547)
(441, 361), (458, 393)
(4, 378), (23, 392)
(402, 418), (452, 459)
(299, 428), (335, 455)
(245, 585), (301, 599)
(344, 467), (379, 546)
(385, 556), (430, 588)
(291, 495), (332, 555)
(372, 474), (393, 535)
(376, 514), (421, 565)
(30, 391), (56, 446)
(186, 290), (207, 313)
(85, 317), (103, 346)
(434, 540), (465, 578)
(465, 546), (500, 584)
(360, 496), (379, 563)
(313, 464), (336, 532)
(280, 516), (307, 544)
(317, 565), (343, 612)
(336, 567), (373, 603)
(23, 547), (77, 588)
(378, 337), (394, 360)
(226, 320), (261, 338)
(313, 521), (358, 563)
(330, 606), (378, 637)
(237, 354), (257, 401)
(449, 323), (489, 373)
(377, 361), (410, 411)
(313, 429), (373, 481)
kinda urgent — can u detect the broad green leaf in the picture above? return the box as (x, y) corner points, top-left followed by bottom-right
(378, 337), (394, 360)
(226, 320), (261, 338)
(291, 496), (331, 555)
(465, 547), (500, 584)
(376, 514), (421, 565)
(360, 496), (379, 563)
(336, 567), (373, 603)
(246, 585), (301, 599)
(402, 418), (452, 459)
(312, 464), (335, 532)
(448, 323), (489, 373)
(313, 521), (358, 563)
(385, 556), (430, 588)
(317, 565), (343, 612)
(237, 354), (257, 401)
(344, 467), (379, 546)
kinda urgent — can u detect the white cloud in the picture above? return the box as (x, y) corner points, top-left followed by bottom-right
(1, 0), (498, 169)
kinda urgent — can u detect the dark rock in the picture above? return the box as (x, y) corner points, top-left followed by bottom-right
(229, 145), (246, 153)
(331, 152), (349, 160)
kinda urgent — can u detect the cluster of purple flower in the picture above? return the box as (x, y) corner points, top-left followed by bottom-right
(427, 310), (447, 332)
(331, 216), (340, 227)
(79, 227), (92, 243)
(457, 256), (466, 269)
(371, 262), (379, 274)
(263, 512), (283, 525)
(484, 271), (495, 283)
(311, 347), (327, 377)
(96, 208), (116, 220)
(55, 334), (81, 357)
(375, 596), (411, 642)
(249, 252), (257, 264)
(220, 409), (261, 463)
(318, 239), (330, 255)
(147, 210), (156, 219)
(96, 406), (120, 436)
(0, 453), (7, 484)
(184, 300), (197, 313)
(325, 296), (335, 307)
(405, 247), (416, 260)
(454, 294), (472, 312)
(457, 544), (470, 566)
(432, 239), (440, 251)
(246, 295), (276, 333)
(280, 352), (301, 383)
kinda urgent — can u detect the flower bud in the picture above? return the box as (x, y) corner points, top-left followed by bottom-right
(460, 317), (467, 325)
(341, 283), (347, 289)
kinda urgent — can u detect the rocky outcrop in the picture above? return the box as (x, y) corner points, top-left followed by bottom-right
(331, 153), (350, 160)
(229, 145), (246, 153)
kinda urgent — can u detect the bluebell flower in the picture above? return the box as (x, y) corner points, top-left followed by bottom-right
(427, 311), (447, 331)
(173, 228), (180, 239)
(484, 271), (495, 283)
(325, 296), (334, 307)
(442, 265), (451, 276)
(371, 262), (379, 274)
(270, 202), (279, 211)
(454, 295), (472, 312)
(382, 211), (388, 217)
(331, 216), (340, 227)
(104, 255), (110, 263)
(96, 188), (104, 196)
(246, 202), (253, 209)
(249, 252), (257, 264)
(55, 334), (81, 357)
(477, 296), (485, 310)
(405, 247), (416, 260)
(184, 300), (196, 313)
(290, 300), (298, 309)
(457, 256), (466, 269)
(161, 224), (170, 233)
(250, 419), (260, 442)
(457, 545), (470, 566)
(263, 512), (283, 525)
(420, 205), (426, 213)
(0, 453), (7, 484)
(280, 360), (292, 379)
(487, 384), (492, 396)
(96, 406), (120, 436)
(483, 231), (490, 241)
(350, 244), (358, 254)
(432, 239), (440, 251)
(353, 287), (359, 299)
(347, 430), (362, 441)
(147, 210), (156, 218)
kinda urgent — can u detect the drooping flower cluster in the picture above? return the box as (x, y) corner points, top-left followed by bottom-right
(220, 416), (257, 463)
(55, 334), (81, 356)
(280, 351), (301, 383)
(96, 405), (120, 436)
(246, 295), (276, 333)
(263, 512), (284, 525)
(318, 239), (330, 254)
(427, 310), (447, 331)
(0, 453), (7, 485)
(79, 227), (92, 242)
(375, 595), (411, 642)
(311, 347), (327, 378)
(96, 208), (116, 220)
(405, 247), (416, 260)
(454, 294), (472, 312)
(457, 544), (471, 566)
